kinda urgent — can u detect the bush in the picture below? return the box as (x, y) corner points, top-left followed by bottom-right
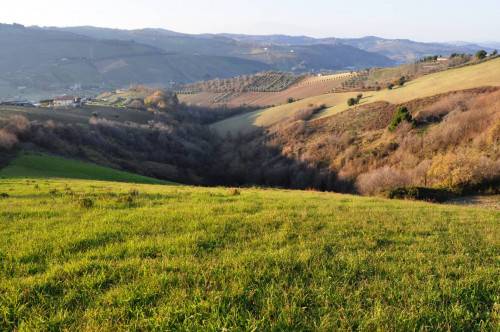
(384, 187), (455, 202)
(375, 86), (381, 91)
(0, 193), (9, 198)
(476, 50), (487, 60)
(356, 166), (409, 195)
(397, 76), (406, 86)
(388, 106), (413, 132)
(386, 83), (394, 90)
(287, 97), (295, 104)
(347, 98), (357, 106)
(0, 129), (19, 151)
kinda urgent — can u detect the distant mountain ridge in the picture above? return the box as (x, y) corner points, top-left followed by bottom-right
(49, 26), (491, 64)
(0, 23), (494, 99)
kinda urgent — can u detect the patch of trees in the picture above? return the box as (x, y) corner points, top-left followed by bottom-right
(174, 72), (307, 94)
(347, 93), (363, 106)
(418, 55), (438, 62)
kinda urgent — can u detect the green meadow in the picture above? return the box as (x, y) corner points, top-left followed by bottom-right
(0, 178), (499, 330)
(0, 154), (174, 185)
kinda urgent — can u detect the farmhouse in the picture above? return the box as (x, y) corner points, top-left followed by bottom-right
(53, 95), (76, 107)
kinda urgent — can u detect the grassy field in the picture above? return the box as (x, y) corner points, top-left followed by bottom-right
(212, 57), (500, 135)
(0, 154), (174, 185)
(0, 178), (499, 330)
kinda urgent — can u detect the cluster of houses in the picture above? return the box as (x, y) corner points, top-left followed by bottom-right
(0, 95), (86, 108)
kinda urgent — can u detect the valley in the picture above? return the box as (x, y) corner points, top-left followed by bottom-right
(0, 15), (499, 331)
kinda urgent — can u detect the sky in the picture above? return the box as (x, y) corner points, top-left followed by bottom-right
(1, 0), (499, 42)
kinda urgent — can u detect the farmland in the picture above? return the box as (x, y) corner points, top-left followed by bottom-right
(1, 177), (499, 330)
(180, 73), (352, 109)
(212, 57), (500, 135)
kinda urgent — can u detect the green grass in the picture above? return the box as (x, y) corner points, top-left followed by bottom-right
(0, 154), (175, 185)
(0, 178), (499, 330)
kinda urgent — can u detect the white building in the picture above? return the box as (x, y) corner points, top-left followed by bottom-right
(53, 95), (75, 107)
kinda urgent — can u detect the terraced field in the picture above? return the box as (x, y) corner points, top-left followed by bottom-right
(212, 58), (500, 135)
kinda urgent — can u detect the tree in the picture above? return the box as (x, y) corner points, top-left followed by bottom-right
(347, 98), (357, 106)
(387, 83), (394, 90)
(476, 50), (487, 60)
(493, 50), (498, 56)
(356, 93), (363, 100)
(287, 97), (295, 104)
(375, 86), (381, 91)
(397, 76), (406, 86)
(388, 106), (413, 132)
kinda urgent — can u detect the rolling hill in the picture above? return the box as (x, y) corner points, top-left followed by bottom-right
(0, 24), (270, 99)
(221, 34), (490, 63)
(212, 57), (500, 135)
(49, 26), (395, 71)
(0, 153), (174, 185)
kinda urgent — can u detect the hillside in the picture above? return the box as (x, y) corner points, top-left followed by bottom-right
(179, 72), (353, 108)
(1, 177), (499, 330)
(0, 153), (174, 185)
(49, 26), (395, 71)
(221, 34), (488, 63)
(0, 24), (269, 100)
(212, 57), (500, 135)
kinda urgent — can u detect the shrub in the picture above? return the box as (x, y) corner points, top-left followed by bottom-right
(427, 148), (498, 192)
(0, 193), (9, 198)
(356, 93), (363, 100)
(397, 76), (406, 86)
(375, 86), (381, 91)
(0, 129), (19, 151)
(287, 97), (295, 104)
(388, 106), (413, 132)
(476, 50), (487, 60)
(356, 166), (409, 195)
(386, 83), (394, 90)
(384, 186), (455, 202)
(347, 98), (357, 106)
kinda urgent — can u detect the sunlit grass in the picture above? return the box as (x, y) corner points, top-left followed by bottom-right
(0, 178), (499, 330)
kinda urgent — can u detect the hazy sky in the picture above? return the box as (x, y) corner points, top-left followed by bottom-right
(1, 0), (499, 42)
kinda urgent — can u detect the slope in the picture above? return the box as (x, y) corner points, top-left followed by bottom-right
(1, 178), (498, 330)
(0, 153), (175, 185)
(0, 24), (269, 99)
(212, 57), (500, 135)
(50, 26), (395, 71)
